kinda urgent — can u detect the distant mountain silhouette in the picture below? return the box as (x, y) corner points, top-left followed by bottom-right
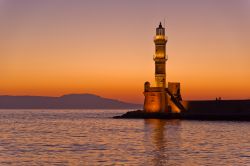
(0, 94), (142, 109)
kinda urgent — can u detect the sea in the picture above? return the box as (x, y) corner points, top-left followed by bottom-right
(0, 109), (249, 166)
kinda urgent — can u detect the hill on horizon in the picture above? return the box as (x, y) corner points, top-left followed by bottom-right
(0, 93), (142, 109)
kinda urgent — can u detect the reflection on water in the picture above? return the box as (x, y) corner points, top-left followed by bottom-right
(0, 109), (250, 165)
(144, 119), (181, 166)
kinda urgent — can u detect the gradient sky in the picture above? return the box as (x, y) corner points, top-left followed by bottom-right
(0, 0), (250, 103)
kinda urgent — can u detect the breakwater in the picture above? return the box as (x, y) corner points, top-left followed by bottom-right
(114, 100), (250, 121)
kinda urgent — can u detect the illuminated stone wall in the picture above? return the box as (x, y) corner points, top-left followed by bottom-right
(143, 91), (168, 112)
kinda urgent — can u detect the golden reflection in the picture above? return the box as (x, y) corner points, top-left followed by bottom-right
(144, 119), (181, 166)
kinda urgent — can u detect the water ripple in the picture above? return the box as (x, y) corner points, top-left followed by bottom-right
(0, 109), (250, 165)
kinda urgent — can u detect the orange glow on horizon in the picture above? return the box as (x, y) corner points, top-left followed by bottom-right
(0, 1), (249, 104)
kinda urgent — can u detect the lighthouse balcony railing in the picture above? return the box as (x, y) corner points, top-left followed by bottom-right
(154, 35), (167, 40)
(153, 55), (168, 61)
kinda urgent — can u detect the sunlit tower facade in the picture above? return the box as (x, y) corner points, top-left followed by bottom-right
(154, 22), (167, 88)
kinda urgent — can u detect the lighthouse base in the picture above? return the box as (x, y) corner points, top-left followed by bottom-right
(143, 90), (168, 112)
(143, 82), (183, 113)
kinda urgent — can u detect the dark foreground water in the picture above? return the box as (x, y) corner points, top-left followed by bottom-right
(0, 109), (250, 166)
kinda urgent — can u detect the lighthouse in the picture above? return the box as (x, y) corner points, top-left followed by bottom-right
(143, 23), (168, 113)
(143, 23), (182, 113)
(154, 22), (167, 88)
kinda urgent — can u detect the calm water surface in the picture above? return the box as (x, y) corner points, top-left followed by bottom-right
(0, 109), (250, 165)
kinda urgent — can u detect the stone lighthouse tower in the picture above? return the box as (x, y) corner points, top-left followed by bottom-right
(154, 22), (167, 88)
(143, 23), (168, 112)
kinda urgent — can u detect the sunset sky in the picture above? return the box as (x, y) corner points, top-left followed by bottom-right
(1, 0), (250, 103)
